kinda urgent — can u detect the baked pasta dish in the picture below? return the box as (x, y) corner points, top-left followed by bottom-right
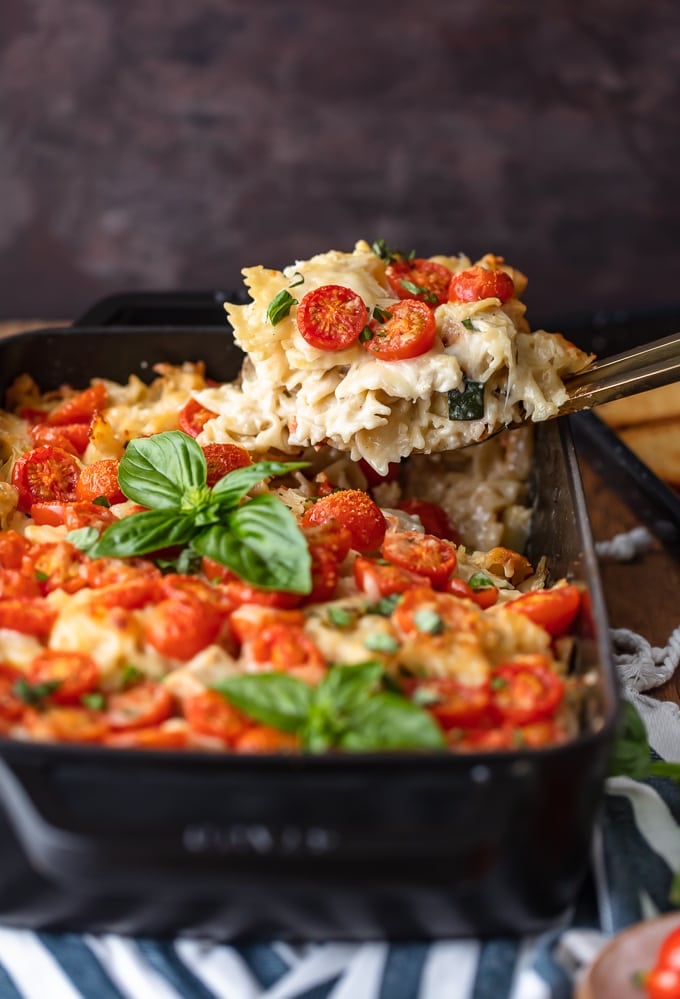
(0, 242), (593, 753)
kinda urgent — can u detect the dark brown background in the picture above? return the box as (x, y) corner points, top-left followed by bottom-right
(1, 0), (678, 328)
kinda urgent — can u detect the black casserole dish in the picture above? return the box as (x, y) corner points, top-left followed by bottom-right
(0, 325), (618, 940)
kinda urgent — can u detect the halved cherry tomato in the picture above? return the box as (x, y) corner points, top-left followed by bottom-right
(24, 706), (108, 744)
(46, 383), (107, 426)
(178, 398), (218, 437)
(442, 575), (499, 608)
(305, 546), (340, 604)
(143, 595), (224, 661)
(655, 927), (680, 973)
(160, 573), (227, 608)
(505, 585), (581, 638)
(183, 689), (248, 744)
(0, 664), (27, 722)
(201, 443), (251, 487)
(382, 531), (457, 587)
(296, 284), (368, 351)
(248, 624), (326, 684)
(30, 500), (117, 532)
(396, 498), (460, 542)
(11, 445), (81, 512)
(0, 599), (57, 638)
(385, 258), (453, 305)
(95, 577), (161, 610)
(28, 649), (100, 704)
(644, 965), (680, 999)
(104, 724), (189, 750)
(490, 656), (565, 726)
(76, 458), (126, 504)
(22, 540), (87, 595)
(234, 725), (300, 754)
(86, 557), (160, 588)
(448, 266), (515, 304)
(0, 531), (30, 570)
(229, 605), (305, 644)
(220, 577), (303, 609)
(30, 422), (91, 456)
(353, 557), (422, 600)
(301, 520), (353, 564)
(362, 299), (435, 361)
(106, 681), (174, 730)
(302, 490), (386, 554)
(392, 586), (479, 638)
(0, 569), (40, 599)
(405, 677), (492, 728)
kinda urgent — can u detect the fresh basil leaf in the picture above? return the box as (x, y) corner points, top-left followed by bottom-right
(214, 674), (312, 732)
(154, 546), (203, 575)
(211, 460), (309, 508)
(608, 700), (653, 780)
(267, 289), (297, 325)
(448, 380), (485, 421)
(341, 693), (446, 751)
(65, 526), (100, 553)
(90, 509), (196, 558)
(671, 870), (680, 907)
(118, 431), (207, 509)
(317, 662), (384, 714)
(194, 494), (311, 593)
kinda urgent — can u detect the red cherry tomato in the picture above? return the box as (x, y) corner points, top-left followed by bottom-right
(0, 663), (27, 722)
(25, 706), (108, 744)
(301, 520), (353, 564)
(305, 546), (340, 604)
(183, 689), (248, 744)
(11, 445), (81, 512)
(382, 531), (457, 587)
(46, 383), (107, 426)
(86, 557), (160, 589)
(656, 928), (680, 973)
(490, 656), (565, 726)
(443, 575), (499, 608)
(362, 299), (436, 361)
(248, 623), (326, 684)
(104, 725), (189, 750)
(644, 965), (680, 999)
(30, 500), (117, 532)
(201, 443), (251, 487)
(385, 258), (452, 305)
(22, 540), (87, 595)
(76, 458), (126, 504)
(28, 649), (100, 705)
(0, 599), (57, 638)
(143, 595), (224, 661)
(30, 422), (91, 456)
(392, 585), (479, 638)
(302, 490), (386, 554)
(296, 284), (368, 351)
(448, 266), (515, 304)
(505, 585), (581, 638)
(204, 561), (304, 609)
(405, 677), (492, 728)
(0, 531), (30, 570)
(178, 398), (218, 437)
(0, 569), (41, 599)
(106, 681), (174, 730)
(229, 606), (305, 644)
(234, 725), (300, 754)
(396, 498), (460, 542)
(353, 557), (422, 600)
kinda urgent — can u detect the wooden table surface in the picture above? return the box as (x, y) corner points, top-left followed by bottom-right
(2, 318), (679, 706)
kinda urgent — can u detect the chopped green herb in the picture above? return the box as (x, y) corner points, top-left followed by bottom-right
(370, 239), (401, 263)
(448, 380), (485, 421)
(359, 326), (373, 343)
(468, 572), (494, 591)
(13, 678), (61, 705)
(92, 495), (111, 508)
(267, 289), (297, 325)
(364, 632), (400, 653)
(120, 665), (145, 689)
(327, 607), (353, 628)
(288, 272), (305, 288)
(399, 279), (437, 304)
(66, 526), (100, 553)
(366, 593), (402, 617)
(372, 306), (393, 324)
(490, 675), (507, 690)
(413, 608), (445, 634)
(461, 318), (475, 331)
(411, 686), (442, 707)
(81, 692), (106, 711)
(34, 570), (49, 583)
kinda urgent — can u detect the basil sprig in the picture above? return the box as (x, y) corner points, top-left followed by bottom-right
(214, 661), (445, 752)
(448, 379), (485, 421)
(609, 700), (680, 783)
(74, 431), (312, 594)
(267, 289), (297, 325)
